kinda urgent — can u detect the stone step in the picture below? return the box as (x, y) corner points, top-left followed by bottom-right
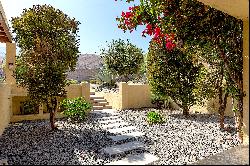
(92, 105), (104, 110)
(106, 152), (159, 165)
(99, 118), (124, 124)
(108, 131), (145, 142)
(101, 141), (145, 156)
(93, 109), (119, 115)
(92, 111), (120, 117)
(93, 102), (109, 106)
(98, 109), (118, 114)
(91, 98), (107, 103)
(96, 116), (120, 121)
(105, 105), (112, 109)
(107, 126), (137, 134)
(0, 159), (8, 165)
(90, 95), (104, 99)
(100, 121), (129, 129)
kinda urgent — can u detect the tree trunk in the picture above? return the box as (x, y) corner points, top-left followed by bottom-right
(219, 92), (228, 129)
(237, 84), (244, 143)
(47, 97), (58, 131)
(183, 105), (189, 117)
(219, 48), (244, 142)
(218, 86), (224, 129)
(217, 61), (226, 129)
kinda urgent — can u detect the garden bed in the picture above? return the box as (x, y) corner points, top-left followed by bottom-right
(0, 108), (240, 165)
(118, 108), (240, 165)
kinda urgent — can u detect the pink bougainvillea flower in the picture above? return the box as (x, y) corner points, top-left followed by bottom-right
(121, 11), (125, 17)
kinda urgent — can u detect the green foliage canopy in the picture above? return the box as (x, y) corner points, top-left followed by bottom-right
(147, 42), (203, 115)
(101, 39), (144, 80)
(12, 4), (80, 129)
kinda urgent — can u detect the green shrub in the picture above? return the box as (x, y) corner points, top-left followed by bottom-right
(60, 97), (92, 121)
(147, 111), (165, 124)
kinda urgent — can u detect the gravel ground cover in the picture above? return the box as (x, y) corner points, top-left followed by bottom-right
(0, 108), (240, 165)
(0, 115), (113, 165)
(118, 108), (241, 165)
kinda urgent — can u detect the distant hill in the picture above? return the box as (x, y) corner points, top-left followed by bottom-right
(67, 54), (103, 82)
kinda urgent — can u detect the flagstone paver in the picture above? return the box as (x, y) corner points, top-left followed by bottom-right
(100, 121), (129, 129)
(106, 152), (159, 165)
(98, 118), (124, 124)
(101, 141), (145, 156)
(108, 131), (145, 142)
(107, 126), (137, 134)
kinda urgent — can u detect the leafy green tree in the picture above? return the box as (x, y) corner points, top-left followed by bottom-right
(95, 65), (116, 88)
(12, 4), (80, 130)
(101, 39), (144, 82)
(147, 42), (203, 116)
(116, 0), (244, 140)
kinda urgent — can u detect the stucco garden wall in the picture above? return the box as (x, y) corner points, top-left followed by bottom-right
(9, 83), (90, 123)
(0, 84), (11, 135)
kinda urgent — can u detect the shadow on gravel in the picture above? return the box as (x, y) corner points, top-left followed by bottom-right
(0, 118), (114, 165)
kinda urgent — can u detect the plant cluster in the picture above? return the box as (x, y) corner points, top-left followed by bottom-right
(147, 111), (166, 124)
(60, 97), (92, 121)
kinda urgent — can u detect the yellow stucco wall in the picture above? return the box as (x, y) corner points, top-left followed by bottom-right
(242, 20), (249, 144)
(5, 43), (16, 85)
(124, 83), (153, 109)
(65, 84), (82, 99)
(99, 83), (153, 110)
(190, 97), (236, 117)
(9, 83), (90, 123)
(0, 83), (11, 135)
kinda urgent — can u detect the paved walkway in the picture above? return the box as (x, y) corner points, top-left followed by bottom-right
(91, 108), (159, 165)
(193, 145), (249, 165)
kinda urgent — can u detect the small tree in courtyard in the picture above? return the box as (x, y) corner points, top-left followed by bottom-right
(116, 0), (244, 141)
(12, 4), (80, 130)
(147, 42), (203, 116)
(101, 39), (144, 82)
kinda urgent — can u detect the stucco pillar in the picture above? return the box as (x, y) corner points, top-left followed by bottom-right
(81, 82), (90, 102)
(242, 20), (249, 145)
(120, 82), (128, 109)
(5, 43), (16, 85)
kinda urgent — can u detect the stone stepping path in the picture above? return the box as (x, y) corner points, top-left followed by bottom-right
(101, 141), (145, 156)
(96, 115), (120, 121)
(106, 152), (159, 165)
(100, 121), (129, 129)
(88, 91), (159, 165)
(99, 118), (124, 124)
(91, 110), (119, 116)
(107, 126), (137, 134)
(108, 131), (145, 142)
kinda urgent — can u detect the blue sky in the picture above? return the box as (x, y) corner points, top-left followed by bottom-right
(0, 0), (151, 55)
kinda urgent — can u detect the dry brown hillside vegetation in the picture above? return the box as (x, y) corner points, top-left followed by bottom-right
(67, 54), (103, 82)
